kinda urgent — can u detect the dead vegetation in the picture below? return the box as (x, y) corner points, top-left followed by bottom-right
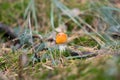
(0, 0), (120, 80)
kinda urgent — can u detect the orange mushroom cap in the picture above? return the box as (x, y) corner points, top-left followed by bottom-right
(56, 32), (67, 44)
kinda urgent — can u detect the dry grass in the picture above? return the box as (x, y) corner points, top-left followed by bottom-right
(0, 0), (120, 80)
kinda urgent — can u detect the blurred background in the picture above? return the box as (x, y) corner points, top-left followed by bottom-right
(0, 0), (120, 80)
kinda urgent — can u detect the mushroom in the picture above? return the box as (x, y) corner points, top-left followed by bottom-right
(55, 32), (67, 52)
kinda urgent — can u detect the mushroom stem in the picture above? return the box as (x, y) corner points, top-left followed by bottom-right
(58, 44), (67, 52)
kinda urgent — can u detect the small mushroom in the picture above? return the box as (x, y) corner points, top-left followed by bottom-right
(55, 32), (67, 52)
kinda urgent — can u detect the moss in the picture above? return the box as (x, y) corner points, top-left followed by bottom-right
(70, 36), (98, 47)
(84, 15), (94, 24)
(0, 0), (29, 25)
(64, 0), (90, 10)
(67, 74), (78, 80)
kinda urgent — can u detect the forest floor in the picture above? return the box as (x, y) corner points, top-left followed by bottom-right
(0, 0), (120, 80)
